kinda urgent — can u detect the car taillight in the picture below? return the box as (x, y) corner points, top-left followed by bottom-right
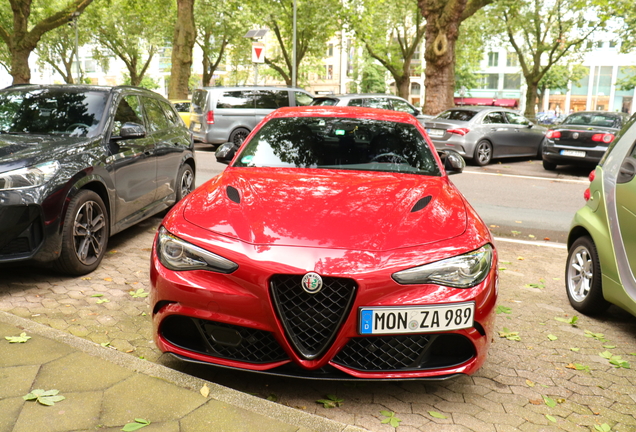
(591, 133), (614, 143)
(583, 188), (591, 201)
(206, 110), (214, 124)
(589, 170), (595, 182)
(546, 130), (561, 139)
(447, 128), (469, 136)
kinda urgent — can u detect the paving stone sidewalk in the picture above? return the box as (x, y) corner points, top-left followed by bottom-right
(1, 216), (636, 431)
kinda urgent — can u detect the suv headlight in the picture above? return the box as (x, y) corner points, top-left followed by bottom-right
(157, 226), (238, 273)
(0, 161), (60, 190)
(392, 244), (493, 288)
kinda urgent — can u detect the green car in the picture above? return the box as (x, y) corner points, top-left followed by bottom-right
(566, 113), (636, 317)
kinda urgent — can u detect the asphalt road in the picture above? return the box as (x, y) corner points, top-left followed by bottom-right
(194, 145), (592, 243)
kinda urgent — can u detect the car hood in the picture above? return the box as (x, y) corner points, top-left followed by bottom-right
(183, 168), (468, 251)
(0, 134), (86, 173)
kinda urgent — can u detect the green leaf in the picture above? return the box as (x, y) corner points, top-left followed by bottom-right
(122, 419), (150, 431)
(574, 363), (590, 372)
(546, 414), (557, 423)
(599, 351), (613, 359)
(380, 411), (401, 428)
(498, 328), (521, 341)
(129, 289), (149, 298)
(91, 294), (104, 297)
(96, 298), (110, 304)
(584, 330), (608, 342)
(266, 394), (278, 402)
(543, 395), (557, 408)
(496, 305), (512, 314)
(316, 394), (344, 408)
(428, 411), (447, 419)
(5, 332), (31, 343)
(38, 395), (66, 406)
(594, 424), (612, 432)
(23, 389), (65, 406)
(555, 316), (578, 325)
(603, 345), (616, 349)
(570, 347), (580, 352)
(547, 334), (558, 341)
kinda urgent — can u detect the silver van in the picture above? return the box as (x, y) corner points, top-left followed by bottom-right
(189, 86), (314, 146)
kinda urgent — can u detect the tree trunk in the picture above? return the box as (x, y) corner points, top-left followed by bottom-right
(525, 80), (539, 120)
(168, 0), (195, 99)
(10, 48), (32, 84)
(396, 74), (410, 100)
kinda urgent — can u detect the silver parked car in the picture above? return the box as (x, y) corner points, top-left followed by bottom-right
(424, 107), (547, 166)
(310, 94), (432, 127)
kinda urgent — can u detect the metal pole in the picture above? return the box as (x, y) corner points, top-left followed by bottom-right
(292, 0), (297, 87)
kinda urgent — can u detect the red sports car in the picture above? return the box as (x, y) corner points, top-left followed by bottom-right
(150, 106), (498, 379)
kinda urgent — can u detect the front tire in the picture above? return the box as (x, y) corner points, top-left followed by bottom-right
(54, 190), (109, 275)
(565, 236), (609, 315)
(473, 140), (492, 166)
(542, 159), (557, 170)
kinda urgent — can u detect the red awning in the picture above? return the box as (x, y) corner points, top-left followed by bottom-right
(454, 97), (518, 108)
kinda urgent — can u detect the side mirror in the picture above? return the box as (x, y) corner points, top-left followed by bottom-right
(438, 149), (465, 175)
(215, 141), (239, 165)
(120, 122), (146, 139)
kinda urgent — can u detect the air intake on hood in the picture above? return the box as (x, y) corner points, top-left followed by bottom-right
(226, 186), (241, 204)
(411, 195), (432, 212)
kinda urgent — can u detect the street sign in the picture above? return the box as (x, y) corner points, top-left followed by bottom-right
(252, 42), (265, 63)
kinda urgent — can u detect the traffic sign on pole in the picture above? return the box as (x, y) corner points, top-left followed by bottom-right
(252, 42), (265, 63)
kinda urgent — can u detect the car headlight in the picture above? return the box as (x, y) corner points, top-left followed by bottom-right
(0, 161), (60, 190)
(392, 244), (493, 288)
(157, 226), (238, 273)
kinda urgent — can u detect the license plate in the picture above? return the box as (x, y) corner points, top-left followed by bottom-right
(560, 149), (585, 157)
(359, 302), (475, 335)
(192, 122), (201, 132)
(427, 128), (445, 138)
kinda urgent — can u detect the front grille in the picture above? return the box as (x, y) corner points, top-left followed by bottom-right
(0, 238), (31, 255)
(333, 333), (475, 371)
(161, 315), (288, 364)
(270, 274), (357, 360)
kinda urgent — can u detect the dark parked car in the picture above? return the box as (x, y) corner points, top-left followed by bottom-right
(0, 84), (196, 275)
(425, 107), (547, 166)
(542, 111), (629, 170)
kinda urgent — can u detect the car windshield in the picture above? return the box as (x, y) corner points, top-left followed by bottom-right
(310, 98), (338, 106)
(0, 87), (109, 137)
(233, 116), (441, 176)
(562, 113), (622, 128)
(436, 109), (478, 121)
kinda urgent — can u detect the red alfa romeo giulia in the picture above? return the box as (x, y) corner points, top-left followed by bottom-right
(150, 106), (498, 380)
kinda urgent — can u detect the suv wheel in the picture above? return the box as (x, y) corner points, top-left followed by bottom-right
(54, 190), (109, 275)
(229, 128), (250, 146)
(565, 236), (609, 315)
(543, 159), (557, 170)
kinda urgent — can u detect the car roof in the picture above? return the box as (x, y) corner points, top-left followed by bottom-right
(266, 106), (421, 124)
(315, 94), (406, 100)
(565, 111), (627, 118)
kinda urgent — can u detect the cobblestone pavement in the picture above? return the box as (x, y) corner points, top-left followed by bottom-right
(2, 216), (636, 432)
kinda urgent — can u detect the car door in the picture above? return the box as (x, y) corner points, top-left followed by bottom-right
(108, 94), (157, 225)
(480, 111), (515, 156)
(142, 97), (185, 203)
(615, 143), (636, 273)
(503, 111), (544, 155)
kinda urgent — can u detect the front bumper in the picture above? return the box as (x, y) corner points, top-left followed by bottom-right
(150, 227), (498, 380)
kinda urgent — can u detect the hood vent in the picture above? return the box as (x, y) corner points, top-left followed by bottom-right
(226, 186), (241, 204)
(410, 195), (432, 213)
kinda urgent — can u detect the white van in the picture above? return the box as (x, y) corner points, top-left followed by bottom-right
(189, 86), (314, 146)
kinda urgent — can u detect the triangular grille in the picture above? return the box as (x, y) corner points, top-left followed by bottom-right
(270, 275), (356, 360)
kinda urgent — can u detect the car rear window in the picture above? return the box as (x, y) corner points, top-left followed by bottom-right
(563, 113), (623, 128)
(436, 109), (478, 121)
(233, 116), (441, 176)
(191, 89), (207, 114)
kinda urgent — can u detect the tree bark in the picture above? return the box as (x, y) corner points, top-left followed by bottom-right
(418, 0), (493, 116)
(168, 0), (196, 99)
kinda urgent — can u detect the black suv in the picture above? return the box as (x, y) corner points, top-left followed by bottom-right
(0, 84), (196, 275)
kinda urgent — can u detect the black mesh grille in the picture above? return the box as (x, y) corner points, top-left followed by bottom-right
(161, 315), (288, 364)
(270, 274), (356, 360)
(0, 238), (31, 255)
(333, 333), (475, 371)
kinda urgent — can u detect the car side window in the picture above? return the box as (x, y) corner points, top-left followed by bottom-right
(504, 112), (530, 125)
(218, 91), (252, 109)
(143, 98), (171, 132)
(160, 100), (182, 127)
(365, 98), (391, 110)
(294, 91), (313, 106)
(348, 99), (364, 107)
(391, 99), (417, 115)
(483, 112), (506, 124)
(112, 95), (144, 137)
